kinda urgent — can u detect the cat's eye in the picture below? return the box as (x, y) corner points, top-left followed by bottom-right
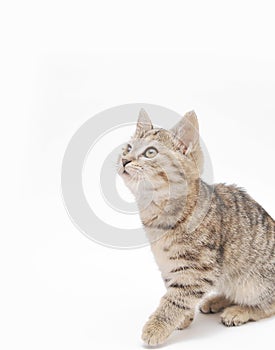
(144, 147), (158, 158)
(123, 144), (132, 154)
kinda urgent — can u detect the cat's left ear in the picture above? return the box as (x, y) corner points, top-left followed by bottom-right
(134, 108), (153, 138)
(171, 110), (204, 173)
(170, 111), (200, 150)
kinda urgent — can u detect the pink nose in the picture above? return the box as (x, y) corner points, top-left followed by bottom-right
(122, 159), (131, 167)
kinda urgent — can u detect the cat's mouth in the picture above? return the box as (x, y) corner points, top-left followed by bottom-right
(117, 166), (130, 177)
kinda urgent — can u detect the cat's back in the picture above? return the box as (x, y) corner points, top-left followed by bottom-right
(212, 182), (275, 268)
(213, 182), (275, 232)
(211, 183), (275, 304)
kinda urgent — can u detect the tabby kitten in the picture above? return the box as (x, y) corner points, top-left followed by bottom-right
(117, 109), (275, 346)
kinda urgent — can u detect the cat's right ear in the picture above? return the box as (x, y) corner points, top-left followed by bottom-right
(134, 108), (153, 138)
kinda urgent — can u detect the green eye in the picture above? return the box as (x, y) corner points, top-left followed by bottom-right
(144, 147), (158, 158)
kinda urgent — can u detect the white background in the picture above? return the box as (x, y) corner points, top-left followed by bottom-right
(1, 1), (275, 349)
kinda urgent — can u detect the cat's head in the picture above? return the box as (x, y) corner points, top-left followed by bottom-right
(117, 109), (203, 199)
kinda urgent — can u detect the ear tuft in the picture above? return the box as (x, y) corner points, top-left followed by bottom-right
(134, 108), (153, 138)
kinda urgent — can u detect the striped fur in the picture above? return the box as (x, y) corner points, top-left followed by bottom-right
(118, 109), (275, 346)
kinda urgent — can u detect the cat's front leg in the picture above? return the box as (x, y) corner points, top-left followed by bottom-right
(141, 286), (203, 346)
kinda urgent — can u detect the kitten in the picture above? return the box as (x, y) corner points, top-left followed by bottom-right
(117, 109), (275, 346)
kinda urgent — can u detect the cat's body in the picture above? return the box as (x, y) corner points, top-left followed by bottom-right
(118, 110), (275, 346)
(146, 181), (275, 309)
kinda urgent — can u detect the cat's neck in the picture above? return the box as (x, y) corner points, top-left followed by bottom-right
(138, 177), (210, 233)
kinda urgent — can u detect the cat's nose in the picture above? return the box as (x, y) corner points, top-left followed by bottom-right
(122, 158), (131, 167)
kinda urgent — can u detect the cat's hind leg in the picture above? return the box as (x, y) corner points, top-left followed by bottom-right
(200, 294), (233, 314)
(221, 301), (275, 327)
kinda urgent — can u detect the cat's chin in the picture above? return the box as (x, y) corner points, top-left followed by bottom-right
(118, 166), (137, 180)
(118, 169), (134, 187)
(117, 166), (129, 177)
(121, 173), (136, 187)
(119, 173), (141, 196)
(119, 169), (131, 180)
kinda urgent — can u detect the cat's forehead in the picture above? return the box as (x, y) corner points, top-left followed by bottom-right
(132, 128), (174, 148)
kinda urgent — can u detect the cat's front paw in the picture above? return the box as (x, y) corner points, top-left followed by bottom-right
(142, 318), (172, 346)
